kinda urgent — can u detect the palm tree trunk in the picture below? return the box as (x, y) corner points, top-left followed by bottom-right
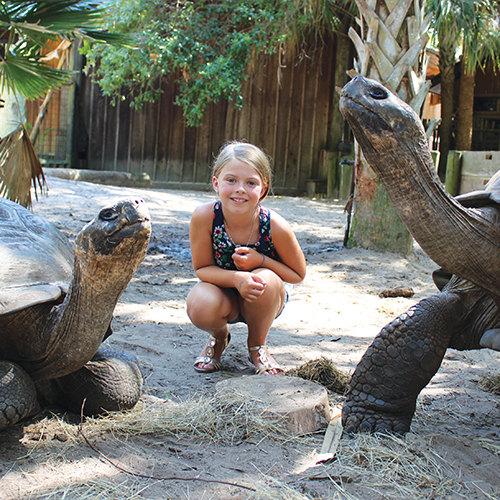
(455, 61), (475, 151)
(437, 25), (458, 179)
(346, 0), (431, 253)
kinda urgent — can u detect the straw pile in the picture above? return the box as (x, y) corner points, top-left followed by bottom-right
(478, 374), (500, 394)
(286, 357), (350, 394)
(74, 394), (294, 445)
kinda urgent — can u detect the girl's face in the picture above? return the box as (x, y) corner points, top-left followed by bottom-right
(213, 159), (266, 214)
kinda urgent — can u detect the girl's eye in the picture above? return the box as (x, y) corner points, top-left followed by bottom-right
(248, 181), (257, 187)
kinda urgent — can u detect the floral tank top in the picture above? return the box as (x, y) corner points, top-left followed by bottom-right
(212, 201), (281, 270)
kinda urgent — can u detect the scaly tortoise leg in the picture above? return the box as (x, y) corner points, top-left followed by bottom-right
(0, 361), (37, 431)
(38, 347), (143, 416)
(342, 292), (464, 434)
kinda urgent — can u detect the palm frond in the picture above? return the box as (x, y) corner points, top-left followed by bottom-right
(0, 57), (73, 99)
(0, 124), (46, 208)
(4, 2), (132, 46)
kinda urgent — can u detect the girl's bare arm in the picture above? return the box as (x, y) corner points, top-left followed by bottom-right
(265, 210), (306, 284)
(190, 203), (240, 288)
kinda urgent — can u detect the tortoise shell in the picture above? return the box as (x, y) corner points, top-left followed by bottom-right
(0, 197), (73, 315)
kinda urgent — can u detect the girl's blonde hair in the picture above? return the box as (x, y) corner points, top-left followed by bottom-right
(212, 141), (272, 201)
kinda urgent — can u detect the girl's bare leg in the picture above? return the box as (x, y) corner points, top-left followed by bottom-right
(187, 282), (239, 371)
(240, 269), (286, 375)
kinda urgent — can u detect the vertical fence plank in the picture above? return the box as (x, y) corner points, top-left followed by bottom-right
(167, 82), (186, 182)
(210, 99), (228, 166)
(141, 101), (158, 179)
(115, 97), (131, 172)
(286, 59), (307, 191)
(273, 56), (294, 190)
(193, 109), (212, 184)
(298, 56), (319, 187)
(260, 54), (279, 161)
(89, 83), (105, 169)
(155, 78), (175, 182)
(314, 40), (335, 180)
(182, 124), (197, 183)
(236, 76), (252, 140)
(249, 70), (264, 144)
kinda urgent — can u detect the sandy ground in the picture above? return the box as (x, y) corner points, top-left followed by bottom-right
(1, 176), (500, 499)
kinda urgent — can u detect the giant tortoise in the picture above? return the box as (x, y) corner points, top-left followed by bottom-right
(338, 75), (500, 434)
(0, 196), (151, 431)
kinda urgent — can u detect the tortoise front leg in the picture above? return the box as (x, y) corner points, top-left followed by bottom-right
(37, 347), (143, 417)
(0, 361), (37, 431)
(342, 292), (464, 434)
(56, 347), (144, 416)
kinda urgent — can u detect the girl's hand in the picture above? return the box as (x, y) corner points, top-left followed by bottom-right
(233, 271), (267, 302)
(232, 247), (265, 271)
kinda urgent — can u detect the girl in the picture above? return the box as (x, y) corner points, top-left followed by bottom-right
(187, 141), (306, 375)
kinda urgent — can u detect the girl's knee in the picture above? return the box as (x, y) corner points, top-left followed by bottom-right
(257, 269), (285, 296)
(187, 283), (237, 326)
(247, 271), (285, 312)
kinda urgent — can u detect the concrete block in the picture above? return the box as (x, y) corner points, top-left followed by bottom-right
(459, 151), (500, 194)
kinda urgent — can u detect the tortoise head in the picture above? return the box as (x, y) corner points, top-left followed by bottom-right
(74, 198), (151, 270)
(339, 76), (429, 170)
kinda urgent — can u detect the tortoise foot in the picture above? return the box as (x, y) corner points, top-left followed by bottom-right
(342, 398), (413, 435)
(0, 361), (37, 431)
(55, 348), (143, 416)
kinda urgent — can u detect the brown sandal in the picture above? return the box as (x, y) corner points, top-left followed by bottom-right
(248, 345), (283, 375)
(194, 334), (230, 373)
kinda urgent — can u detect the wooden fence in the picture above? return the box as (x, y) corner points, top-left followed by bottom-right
(75, 39), (338, 195)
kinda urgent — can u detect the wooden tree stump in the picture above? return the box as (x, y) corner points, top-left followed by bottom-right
(215, 375), (331, 435)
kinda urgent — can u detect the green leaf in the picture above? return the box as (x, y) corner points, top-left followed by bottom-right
(0, 56), (73, 99)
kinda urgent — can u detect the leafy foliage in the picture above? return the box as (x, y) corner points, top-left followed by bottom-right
(0, 0), (128, 99)
(0, 1), (128, 206)
(426, 0), (500, 74)
(81, 0), (346, 126)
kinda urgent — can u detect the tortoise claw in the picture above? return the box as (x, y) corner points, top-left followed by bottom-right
(342, 400), (412, 435)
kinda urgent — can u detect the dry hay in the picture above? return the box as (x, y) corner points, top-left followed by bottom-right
(4, 397), (486, 500)
(476, 437), (500, 456)
(6, 476), (145, 500)
(6, 398), (306, 500)
(304, 433), (463, 499)
(286, 357), (350, 394)
(244, 480), (312, 500)
(478, 374), (500, 394)
(20, 393), (296, 447)
(82, 394), (296, 445)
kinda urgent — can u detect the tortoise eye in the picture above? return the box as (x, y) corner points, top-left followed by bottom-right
(100, 208), (118, 221)
(369, 86), (388, 100)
